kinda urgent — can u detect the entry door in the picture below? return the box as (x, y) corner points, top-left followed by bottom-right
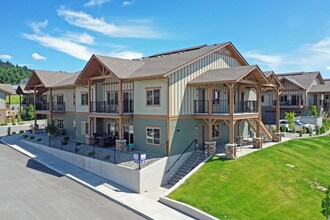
(197, 125), (205, 149)
(196, 89), (206, 113)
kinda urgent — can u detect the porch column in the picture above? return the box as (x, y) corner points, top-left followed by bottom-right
(237, 120), (241, 137)
(49, 88), (53, 116)
(88, 80), (92, 113)
(229, 119), (235, 144)
(228, 83), (235, 144)
(276, 87), (280, 132)
(208, 84), (213, 115)
(237, 84), (241, 112)
(34, 87), (37, 126)
(256, 85), (262, 137)
(208, 119), (212, 141)
(118, 80), (123, 139)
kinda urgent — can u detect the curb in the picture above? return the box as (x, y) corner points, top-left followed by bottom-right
(0, 137), (153, 220)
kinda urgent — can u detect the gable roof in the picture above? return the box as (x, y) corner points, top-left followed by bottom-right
(76, 42), (249, 84)
(324, 78), (330, 85)
(309, 84), (330, 93)
(16, 84), (33, 95)
(25, 70), (76, 90)
(263, 71), (283, 89)
(188, 65), (269, 85)
(277, 71), (324, 90)
(0, 84), (15, 95)
(51, 71), (81, 88)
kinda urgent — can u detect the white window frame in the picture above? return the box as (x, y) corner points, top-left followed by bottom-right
(81, 93), (88, 106)
(146, 127), (161, 145)
(146, 88), (161, 106)
(81, 121), (88, 135)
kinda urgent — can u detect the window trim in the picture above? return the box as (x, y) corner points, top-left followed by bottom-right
(81, 121), (88, 135)
(212, 124), (220, 138)
(81, 92), (88, 106)
(145, 126), (161, 146)
(145, 87), (161, 107)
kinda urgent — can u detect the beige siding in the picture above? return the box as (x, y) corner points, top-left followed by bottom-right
(134, 79), (168, 115)
(0, 91), (7, 109)
(75, 86), (89, 113)
(169, 48), (242, 115)
(51, 88), (75, 112)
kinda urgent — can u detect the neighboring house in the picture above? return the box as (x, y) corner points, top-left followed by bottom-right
(0, 83), (15, 123)
(261, 71), (329, 123)
(25, 42), (281, 156)
(16, 84), (47, 115)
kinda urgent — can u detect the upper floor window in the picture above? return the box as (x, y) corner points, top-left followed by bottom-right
(146, 88), (160, 106)
(81, 93), (88, 106)
(213, 90), (220, 104)
(261, 95), (265, 103)
(107, 92), (118, 105)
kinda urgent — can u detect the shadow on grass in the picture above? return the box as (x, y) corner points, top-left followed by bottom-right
(26, 159), (63, 177)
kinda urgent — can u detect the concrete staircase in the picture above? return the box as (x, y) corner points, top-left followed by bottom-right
(246, 118), (273, 142)
(168, 150), (208, 186)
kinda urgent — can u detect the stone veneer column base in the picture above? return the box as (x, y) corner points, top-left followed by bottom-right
(272, 133), (281, 142)
(204, 141), (216, 156)
(116, 139), (127, 151)
(225, 143), (237, 160)
(252, 137), (262, 149)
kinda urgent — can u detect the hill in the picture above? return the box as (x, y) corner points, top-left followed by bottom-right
(0, 60), (32, 84)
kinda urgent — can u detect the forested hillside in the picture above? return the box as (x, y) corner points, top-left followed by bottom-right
(0, 60), (32, 84)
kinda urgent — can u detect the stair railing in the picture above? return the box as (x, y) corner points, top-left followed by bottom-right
(165, 139), (197, 174)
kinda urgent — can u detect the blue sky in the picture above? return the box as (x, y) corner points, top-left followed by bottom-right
(1, 0), (330, 78)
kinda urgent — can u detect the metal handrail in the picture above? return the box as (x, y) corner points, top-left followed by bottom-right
(165, 139), (197, 174)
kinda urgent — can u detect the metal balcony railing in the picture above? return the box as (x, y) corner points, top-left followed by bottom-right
(194, 100), (258, 114)
(52, 102), (65, 112)
(90, 101), (134, 114)
(36, 102), (49, 111)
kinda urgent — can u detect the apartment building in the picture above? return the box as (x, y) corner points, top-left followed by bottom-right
(25, 42), (281, 156)
(0, 83), (15, 123)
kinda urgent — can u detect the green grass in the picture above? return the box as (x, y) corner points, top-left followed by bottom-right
(6, 95), (20, 104)
(169, 135), (330, 219)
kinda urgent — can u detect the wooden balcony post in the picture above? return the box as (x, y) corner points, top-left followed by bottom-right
(88, 80), (92, 113)
(227, 82), (235, 144)
(256, 85), (261, 137)
(229, 118), (235, 144)
(34, 87), (37, 126)
(208, 119), (212, 141)
(276, 87), (281, 132)
(118, 80), (123, 139)
(49, 88), (53, 114)
(208, 84), (213, 115)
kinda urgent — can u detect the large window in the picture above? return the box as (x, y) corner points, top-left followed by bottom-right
(124, 125), (134, 144)
(146, 127), (161, 145)
(81, 93), (88, 106)
(107, 92), (118, 105)
(107, 123), (119, 139)
(212, 90), (220, 104)
(212, 124), (220, 138)
(146, 88), (160, 106)
(81, 121), (88, 135)
(56, 118), (64, 129)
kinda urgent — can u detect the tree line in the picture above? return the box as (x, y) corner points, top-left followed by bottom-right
(0, 60), (32, 84)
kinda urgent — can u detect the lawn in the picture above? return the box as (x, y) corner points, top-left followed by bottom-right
(6, 95), (21, 105)
(169, 135), (330, 219)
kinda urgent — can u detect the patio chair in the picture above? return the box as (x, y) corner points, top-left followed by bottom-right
(234, 136), (243, 152)
(127, 143), (135, 151)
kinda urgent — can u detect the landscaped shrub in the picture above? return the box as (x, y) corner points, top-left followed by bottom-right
(29, 136), (35, 140)
(74, 146), (80, 154)
(310, 105), (318, 116)
(285, 111), (296, 131)
(19, 130), (24, 133)
(1, 122), (8, 126)
(37, 138), (42, 142)
(22, 134), (28, 138)
(309, 128), (313, 136)
(12, 122), (16, 126)
(18, 122), (25, 125)
(28, 129), (32, 133)
(299, 128), (305, 137)
(280, 125), (287, 132)
(87, 151), (95, 157)
(320, 126), (326, 134)
(316, 125), (320, 135)
(104, 154), (111, 160)
(12, 131), (16, 134)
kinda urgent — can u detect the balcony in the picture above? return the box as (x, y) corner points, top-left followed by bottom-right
(90, 101), (133, 114)
(309, 99), (326, 106)
(52, 102), (65, 112)
(194, 100), (258, 114)
(273, 99), (303, 106)
(36, 102), (49, 111)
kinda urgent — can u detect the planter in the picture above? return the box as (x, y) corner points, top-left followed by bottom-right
(116, 139), (127, 151)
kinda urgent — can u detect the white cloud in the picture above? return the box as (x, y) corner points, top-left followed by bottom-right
(122, 0), (135, 7)
(57, 7), (160, 38)
(24, 33), (93, 61)
(32, 52), (47, 60)
(84, 0), (110, 7)
(64, 32), (94, 45)
(109, 50), (142, 59)
(0, 54), (12, 60)
(244, 51), (284, 68)
(30, 20), (48, 34)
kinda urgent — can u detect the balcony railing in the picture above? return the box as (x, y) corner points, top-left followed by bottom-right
(52, 102), (65, 112)
(234, 100), (258, 113)
(194, 100), (258, 114)
(36, 102), (49, 111)
(308, 99), (326, 106)
(22, 100), (34, 105)
(273, 99), (303, 106)
(90, 101), (134, 114)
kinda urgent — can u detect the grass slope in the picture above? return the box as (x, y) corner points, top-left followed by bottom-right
(169, 135), (330, 219)
(6, 95), (20, 105)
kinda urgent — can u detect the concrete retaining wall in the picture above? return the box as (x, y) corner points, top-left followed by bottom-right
(299, 116), (323, 127)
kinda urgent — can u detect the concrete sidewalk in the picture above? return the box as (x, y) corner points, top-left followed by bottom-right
(1, 135), (193, 220)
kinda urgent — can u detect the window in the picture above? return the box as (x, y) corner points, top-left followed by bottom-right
(146, 88), (160, 106)
(81, 121), (88, 135)
(212, 124), (220, 138)
(124, 125), (134, 144)
(81, 93), (88, 106)
(146, 127), (160, 145)
(261, 95), (265, 103)
(56, 119), (64, 129)
(212, 90), (220, 104)
(73, 93), (76, 107)
(107, 92), (118, 105)
(107, 123), (119, 139)
(56, 95), (64, 104)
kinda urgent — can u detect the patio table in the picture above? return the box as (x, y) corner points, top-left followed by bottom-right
(95, 136), (107, 147)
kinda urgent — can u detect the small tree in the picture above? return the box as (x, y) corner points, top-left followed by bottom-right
(45, 120), (58, 147)
(26, 104), (35, 120)
(321, 186), (330, 220)
(285, 111), (296, 132)
(311, 105), (318, 117)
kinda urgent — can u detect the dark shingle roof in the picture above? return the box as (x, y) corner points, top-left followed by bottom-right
(52, 71), (81, 88)
(93, 43), (231, 79)
(309, 84), (330, 93)
(16, 84), (33, 94)
(277, 71), (322, 90)
(189, 65), (258, 84)
(34, 70), (75, 88)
